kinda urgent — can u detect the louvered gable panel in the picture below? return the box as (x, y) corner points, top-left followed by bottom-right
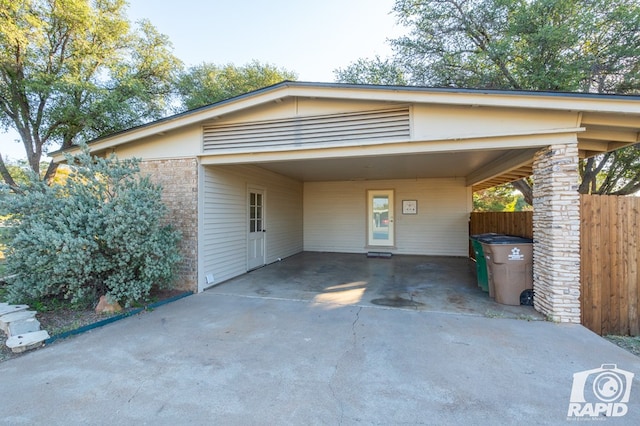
(203, 107), (410, 152)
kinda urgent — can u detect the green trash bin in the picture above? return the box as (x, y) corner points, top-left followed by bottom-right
(470, 233), (499, 293)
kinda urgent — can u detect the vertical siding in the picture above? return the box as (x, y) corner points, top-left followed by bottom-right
(201, 165), (303, 288)
(304, 178), (471, 255)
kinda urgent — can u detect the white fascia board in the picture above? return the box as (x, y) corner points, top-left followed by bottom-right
(286, 85), (640, 114)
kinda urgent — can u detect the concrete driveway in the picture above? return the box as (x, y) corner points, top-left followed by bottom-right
(1, 256), (640, 424)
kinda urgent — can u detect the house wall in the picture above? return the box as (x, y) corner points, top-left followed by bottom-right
(108, 124), (202, 159)
(304, 178), (472, 256)
(207, 98), (406, 125)
(412, 105), (577, 141)
(138, 158), (199, 292)
(200, 100), (580, 161)
(200, 165), (303, 290)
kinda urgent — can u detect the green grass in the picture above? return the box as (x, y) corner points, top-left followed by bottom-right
(606, 335), (640, 357)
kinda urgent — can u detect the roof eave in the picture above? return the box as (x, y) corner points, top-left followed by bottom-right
(49, 81), (640, 162)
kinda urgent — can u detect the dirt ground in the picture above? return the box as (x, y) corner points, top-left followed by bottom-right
(0, 289), (189, 363)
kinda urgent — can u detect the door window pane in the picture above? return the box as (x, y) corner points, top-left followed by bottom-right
(372, 195), (389, 240)
(249, 191), (263, 233)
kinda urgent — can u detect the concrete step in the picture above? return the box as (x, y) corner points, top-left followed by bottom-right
(0, 310), (38, 334)
(8, 318), (41, 337)
(0, 304), (30, 316)
(6, 330), (50, 353)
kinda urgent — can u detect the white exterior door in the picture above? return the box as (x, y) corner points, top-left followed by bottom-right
(368, 190), (394, 247)
(248, 188), (266, 270)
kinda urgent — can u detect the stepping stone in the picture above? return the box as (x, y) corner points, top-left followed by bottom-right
(0, 310), (37, 334)
(0, 304), (29, 316)
(6, 330), (50, 353)
(8, 318), (41, 337)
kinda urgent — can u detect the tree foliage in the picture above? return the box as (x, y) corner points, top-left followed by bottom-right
(334, 56), (408, 85)
(390, 0), (640, 92)
(473, 183), (531, 212)
(175, 61), (297, 111)
(0, 0), (182, 187)
(579, 144), (640, 195)
(0, 149), (181, 307)
(338, 0), (640, 198)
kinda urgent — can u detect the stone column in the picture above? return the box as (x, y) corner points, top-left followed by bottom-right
(532, 141), (581, 323)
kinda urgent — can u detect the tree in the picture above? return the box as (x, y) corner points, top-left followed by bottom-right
(390, 0), (640, 92)
(339, 0), (640, 197)
(0, 0), (182, 189)
(175, 61), (297, 111)
(473, 183), (531, 212)
(579, 144), (640, 195)
(0, 148), (181, 307)
(334, 56), (408, 85)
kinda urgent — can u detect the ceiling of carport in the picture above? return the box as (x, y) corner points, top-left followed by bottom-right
(252, 148), (535, 188)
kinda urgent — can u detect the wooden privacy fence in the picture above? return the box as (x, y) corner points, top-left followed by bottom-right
(468, 211), (533, 258)
(469, 197), (640, 336)
(581, 194), (640, 336)
(469, 211), (533, 240)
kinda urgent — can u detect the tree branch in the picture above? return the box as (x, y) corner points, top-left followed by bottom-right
(511, 178), (533, 205)
(0, 153), (22, 193)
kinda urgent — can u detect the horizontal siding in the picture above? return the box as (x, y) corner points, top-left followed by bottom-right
(203, 107), (410, 153)
(304, 182), (365, 253)
(304, 178), (471, 256)
(201, 165), (303, 287)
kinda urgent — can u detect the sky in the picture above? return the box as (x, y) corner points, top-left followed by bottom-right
(1, 0), (405, 161)
(126, 0), (403, 81)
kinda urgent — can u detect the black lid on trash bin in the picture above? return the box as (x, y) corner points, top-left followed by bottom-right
(474, 233), (504, 243)
(485, 235), (533, 244)
(470, 233), (500, 240)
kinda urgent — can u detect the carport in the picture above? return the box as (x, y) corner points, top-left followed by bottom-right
(207, 252), (543, 319)
(53, 82), (640, 324)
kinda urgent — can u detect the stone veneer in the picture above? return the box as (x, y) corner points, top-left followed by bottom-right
(532, 142), (581, 323)
(138, 158), (198, 292)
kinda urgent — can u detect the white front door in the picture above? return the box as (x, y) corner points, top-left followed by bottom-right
(368, 190), (394, 247)
(248, 188), (266, 270)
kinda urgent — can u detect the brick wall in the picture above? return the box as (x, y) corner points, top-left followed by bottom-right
(532, 142), (581, 323)
(139, 158), (198, 292)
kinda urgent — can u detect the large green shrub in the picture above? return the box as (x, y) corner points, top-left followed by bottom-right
(0, 150), (181, 307)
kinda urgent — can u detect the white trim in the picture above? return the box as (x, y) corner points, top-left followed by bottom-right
(367, 189), (395, 247)
(197, 160), (206, 293)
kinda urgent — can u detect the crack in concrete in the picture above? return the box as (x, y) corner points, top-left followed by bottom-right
(351, 307), (362, 343)
(328, 307), (363, 425)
